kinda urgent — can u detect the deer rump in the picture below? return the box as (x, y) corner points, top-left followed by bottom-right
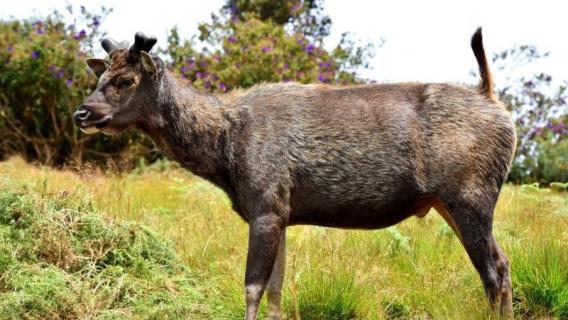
(231, 81), (515, 229)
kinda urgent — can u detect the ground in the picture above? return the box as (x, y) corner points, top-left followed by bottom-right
(0, 157), (567, 319)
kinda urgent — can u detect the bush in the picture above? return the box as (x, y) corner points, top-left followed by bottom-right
(0, 7), (158, 168)
(166, 0), (373, 92)
(495, 47), (568, 184)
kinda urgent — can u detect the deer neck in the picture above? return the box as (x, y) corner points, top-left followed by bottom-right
(141, 72), (233, 188)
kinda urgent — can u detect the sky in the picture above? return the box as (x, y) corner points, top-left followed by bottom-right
(2, 0), (567, 87)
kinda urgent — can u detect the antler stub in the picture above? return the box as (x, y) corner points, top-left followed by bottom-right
(130, 32), (157, 54)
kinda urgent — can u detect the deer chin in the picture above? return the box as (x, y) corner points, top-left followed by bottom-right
(80, 126), (101, 135)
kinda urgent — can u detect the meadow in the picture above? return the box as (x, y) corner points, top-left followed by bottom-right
(0, 157), (567, 319)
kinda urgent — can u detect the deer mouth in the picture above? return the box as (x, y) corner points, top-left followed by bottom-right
(74, 107), (113, 135)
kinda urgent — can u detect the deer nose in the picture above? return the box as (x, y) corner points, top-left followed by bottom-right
(73, 106), (92, 126)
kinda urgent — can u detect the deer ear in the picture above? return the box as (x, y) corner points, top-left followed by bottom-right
(86, 58), (108, 77)
(140, 51), (157, 75)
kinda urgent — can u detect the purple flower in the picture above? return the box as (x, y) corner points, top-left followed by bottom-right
(181, 66), (188, 73)
(549, 123), (566, 134)
(74, 29), (86, 40)
(219, 82), (227, 92)
(92, 17), (100, 28)
(55, 70), (65, 79)
(318, 74), (326, 82)
(195, 72), (203, 79)
(230, 4), (238, 20)
(262, 46), (272, 53)
(200, 61), (208, 68)
(292, 3), (302, 12)
(319, 61), (331, 69)
(228, 36), (237, 43)
(304, 43), (316, 54)
(283, 63), (289, 69)
(65, 79), (73, 86)
(204, 81), (211, 90)
(31, 51), (40, 60)
(33, 21), (44, 34)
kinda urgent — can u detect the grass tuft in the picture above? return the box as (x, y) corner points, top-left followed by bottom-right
(511, 240), (568, 319)
(0, 180), (205, 319)
(286, 270), (362, 320)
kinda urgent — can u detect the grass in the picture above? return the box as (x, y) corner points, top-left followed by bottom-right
(0, 156), (567, 319)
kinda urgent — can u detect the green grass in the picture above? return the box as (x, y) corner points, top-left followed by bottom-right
(0, 157), (567, 319)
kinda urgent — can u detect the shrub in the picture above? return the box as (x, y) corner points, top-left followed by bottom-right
(0, 7), (158, 167)
(166, 0), (373, 93)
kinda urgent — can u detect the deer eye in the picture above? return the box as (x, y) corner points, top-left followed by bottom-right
(117, 78), (134, 88)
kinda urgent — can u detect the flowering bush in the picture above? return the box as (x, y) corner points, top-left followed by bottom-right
(166, 0), (373, 93)
(494, 46), (568, 183)
(0, 7), (156, 167)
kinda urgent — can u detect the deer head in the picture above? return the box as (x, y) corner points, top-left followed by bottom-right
(73, 32), (163, 135)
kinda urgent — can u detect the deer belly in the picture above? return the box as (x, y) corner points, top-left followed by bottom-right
(288, 186), (427, 229)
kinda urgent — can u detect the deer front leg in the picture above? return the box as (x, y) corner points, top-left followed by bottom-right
(267, 231), (286, 319)
(245, 214), (287, 320)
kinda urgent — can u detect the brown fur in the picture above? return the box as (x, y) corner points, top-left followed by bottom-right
(75, 29), (516, 319)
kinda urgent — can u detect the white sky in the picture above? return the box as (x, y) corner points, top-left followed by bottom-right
(2, 0), (567, 87)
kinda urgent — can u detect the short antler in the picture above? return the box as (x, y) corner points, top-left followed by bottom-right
(130, 32), (157, 54)
(101, 38), (129, 54)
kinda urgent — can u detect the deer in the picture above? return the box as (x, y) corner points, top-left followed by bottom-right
(74, 28), (516, 319)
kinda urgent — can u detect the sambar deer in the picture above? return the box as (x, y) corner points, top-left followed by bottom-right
(74, 28), (516, 319)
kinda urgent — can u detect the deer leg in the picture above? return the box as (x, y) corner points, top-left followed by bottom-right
(245, 214), (287, 320)
(440, 197), (513, 318)
(266, 231), (286, 320)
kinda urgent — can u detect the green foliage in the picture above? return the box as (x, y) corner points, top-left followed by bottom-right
(166, 0), (373, 93)
(494, 46), (568, 184)
(0, 7), (156, 167)
(0, 180), (204, 319)
(537, 137), (568, 183)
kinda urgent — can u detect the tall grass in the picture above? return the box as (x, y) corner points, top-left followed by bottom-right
(0, 157), (567, 319)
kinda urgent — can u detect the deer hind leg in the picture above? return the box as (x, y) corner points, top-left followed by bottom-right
(437, 194), (512, 318)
